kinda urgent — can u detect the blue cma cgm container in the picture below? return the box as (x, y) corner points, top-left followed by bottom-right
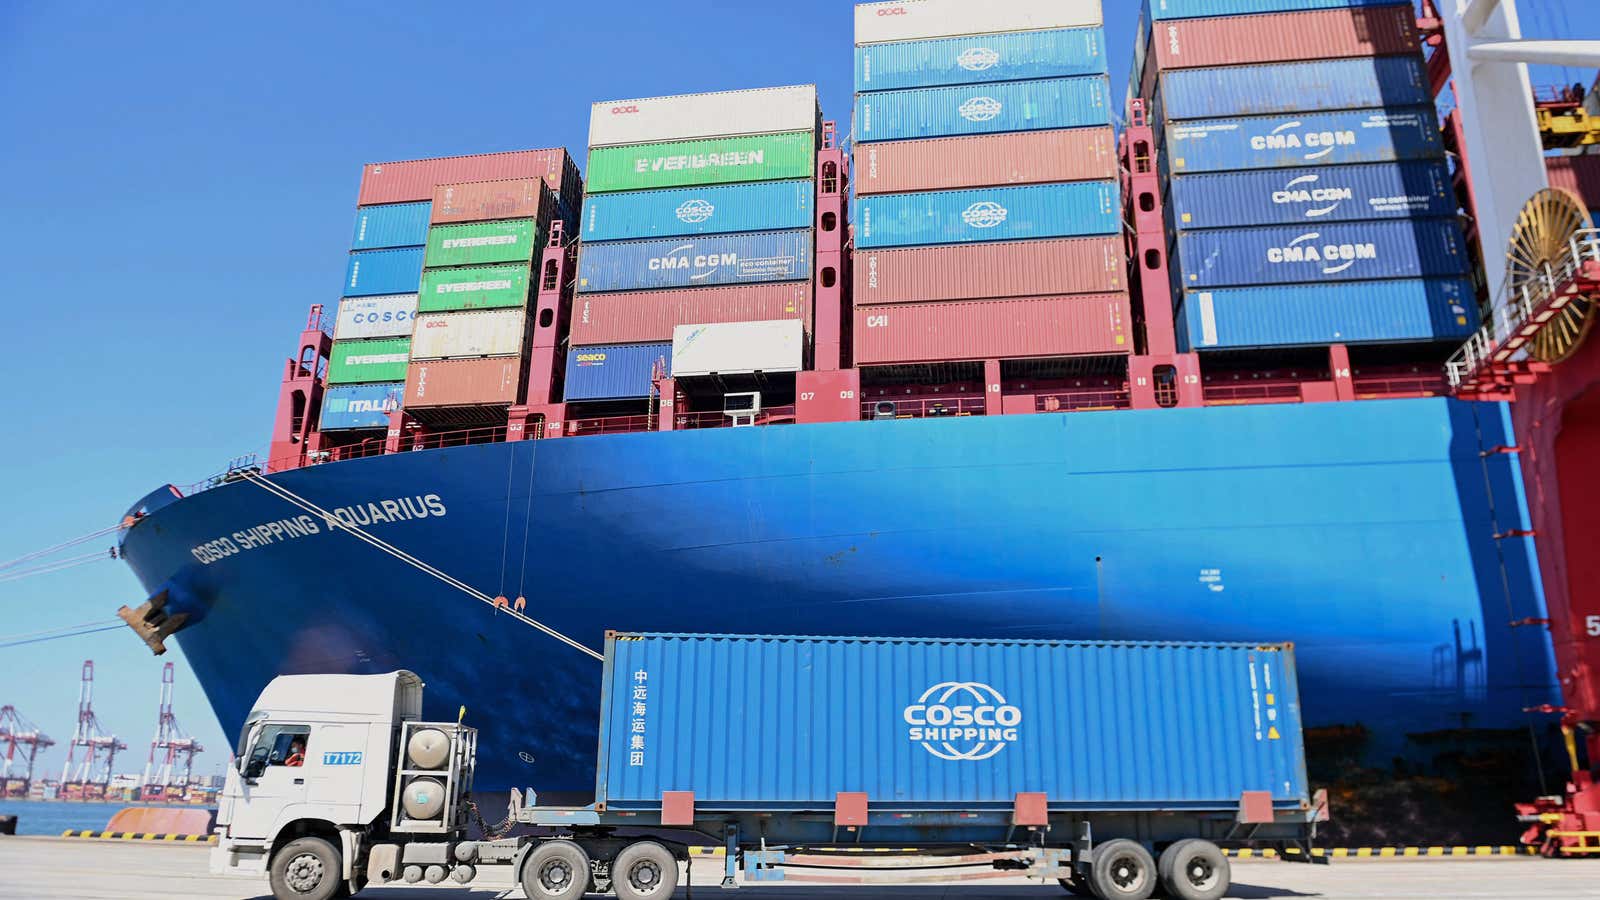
(564, 343), (672, 401)
(1179, 278), (1479, 351)
(856, 182), (1120, 249)
(855, 76), (1111, 143)
(319, 382), (405, 431)
(1176, 218), (1469, 288)
(1169, 161), (1454, 229)
(1164, 107), (1446, 174)
(1158, 57), (1431, 121)
(598, 633), (1309, 810)
(351, 201), (431, 250)
(855, 28), (1107, 93)
(344, 248), (425, 297)
(581, 181), (815, 243)
(1148, 0), (1410, 21)
(576, 230), (813, 293)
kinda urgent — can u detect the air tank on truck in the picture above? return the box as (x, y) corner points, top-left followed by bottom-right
(211, 633), (1326, 900)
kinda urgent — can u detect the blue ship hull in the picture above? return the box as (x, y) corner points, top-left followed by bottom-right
(118, 398), (1557, 795)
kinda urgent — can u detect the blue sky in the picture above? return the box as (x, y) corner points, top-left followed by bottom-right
(0, 1), (1591, 780)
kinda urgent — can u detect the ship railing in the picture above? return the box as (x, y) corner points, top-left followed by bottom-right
(1352, 370), (1448, 399)
(860, 395), (988, 420)
(394, 426), (507, 453)
(1029, 387), (1133, 413)
(675, 406), (798, 430)
(564, 414), (655, 437)
(1202, 378), (1306, 406)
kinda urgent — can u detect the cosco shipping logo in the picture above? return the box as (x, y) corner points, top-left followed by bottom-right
(676, 199), (715, 224)
(959, 96), (1003, 122)
(962, 202), (1008, 229)
(957, 47), (999, 72)
(903, 682), (1021, 761)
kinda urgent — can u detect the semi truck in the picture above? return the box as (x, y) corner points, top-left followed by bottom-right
(212, 633), (1324, 900)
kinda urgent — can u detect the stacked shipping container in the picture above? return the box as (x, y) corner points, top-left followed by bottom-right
(851, 0), (1130, 367)
(568, 87), (821, 402)
(1133, 0), (1478, 351)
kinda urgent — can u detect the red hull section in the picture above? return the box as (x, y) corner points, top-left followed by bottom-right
(854, 128), (1118, 195)
(359, 150), (580, 211)
(854, 294), (1130, 365)
(854, 238), (1125, 306)
(571, 284), (813, 345)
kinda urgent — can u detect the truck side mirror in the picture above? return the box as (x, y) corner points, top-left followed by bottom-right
(244, 748), (269, 780)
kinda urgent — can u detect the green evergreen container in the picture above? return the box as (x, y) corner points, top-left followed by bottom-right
(586, 131), (816, 193)
(418, 263), (533, 312)
(328, 338), (411, 384)
(425, 219), (541, 268)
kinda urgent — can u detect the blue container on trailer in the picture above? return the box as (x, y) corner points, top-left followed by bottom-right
(1178, 278), (1479, 350)
(1164, 107), (1446, 175)
(581, 181), (815, 243)
(1148, 0), (1409, 20)
(1157, 57), (1430, 121)
(597, 633), (1310, 811)
(576, 230), (813, 293)
(343, 248), (425, 297)
(563, 343), (672, 401)
(350, 201), (431, 250)
(1169, 161), (1454, 229)
(1175, 218), (1470, 287)
(855, 28), (1107, 93)
(855, 76), (1112, 143)
(855, 182), (1120, 249)
(319, 382), (405, 431)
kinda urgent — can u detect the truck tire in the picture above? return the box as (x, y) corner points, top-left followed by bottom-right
(1088, 839), (1156, 900)
(612, 841), (679, 900)
(1157, 839), (1229, 900)
(269, 836), (343, 900)
(520, 840), (591, 900)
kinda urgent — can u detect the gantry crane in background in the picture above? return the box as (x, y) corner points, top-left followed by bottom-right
(58, 660), (127, 801)
(0, 706), (54, 798)
(139, 662), (204, 801)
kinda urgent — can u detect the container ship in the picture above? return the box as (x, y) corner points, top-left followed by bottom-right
(112, 0), (1600, 841)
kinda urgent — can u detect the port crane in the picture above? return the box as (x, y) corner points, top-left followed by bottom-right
(0, 706), (54, 797)
(59, 660), (127, 799)
(140, 662), (203, 801)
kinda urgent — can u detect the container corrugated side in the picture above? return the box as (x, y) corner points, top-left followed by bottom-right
(589, 85), (818, 148)
(319, 382), (404, 431)
(854, 237), (1125, 304)
(334, 294), (418, 341)
(599, 633), (1307, 809)
(327, 338), (411, 385)
(855, 0), (1103, 45)
(350, 201), (431, 250)
(582, 181), (814, 243)
(855, 27), (1107, 93)
(856, 76), (1111, 143)
(855, 128), (1116, 195)
(404, 357), (525, 408)
(418, 264), (532, 312)
(572, 284), (814, 345)
(1168, 161), (1454, 229)
(431, 178), (557, 226)
(577, 230), (813, 293)
(1156, 56), (1428, 121)
(585, 132), (817, 194)
(1164, 107), (1445, 173)
(856, 182), (1119, 249)
(563, 343), (673, 401)
(359, 149), (580, 213)
(1150, 0), (1405, 20)
(410, 309), (529, 360)
(1546, 155), (1600, 208)
(424, 219), (541, 268)
(672, 320), (805, 377)
(1179, 277), (1479, 350)
(1175, 218), (1469, 288)
(343, 248), (424, 298)
(854, 294), (1128, 363)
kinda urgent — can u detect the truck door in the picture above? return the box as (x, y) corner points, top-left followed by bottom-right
(229, 723), (313, 840)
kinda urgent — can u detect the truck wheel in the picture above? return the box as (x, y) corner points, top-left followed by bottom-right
(1088, 839), (1156, 900)
(1157, 840), (1229, 900)
(269, 836), (343, 900)
(520, 840), (591, 900)
(612, 841), (679, 900)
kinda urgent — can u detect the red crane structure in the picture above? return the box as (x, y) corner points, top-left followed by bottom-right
(58, 660), (127, 801)
(139, 662), (204, 802)
(0, 706), (54, 798)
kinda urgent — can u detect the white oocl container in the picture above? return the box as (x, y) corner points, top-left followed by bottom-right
(410, 310), (527, 360)
(589, 85), (819, 148)
(671, 319), (805, 377)
(854, 0), (1103, 45)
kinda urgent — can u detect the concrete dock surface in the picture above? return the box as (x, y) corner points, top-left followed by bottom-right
(5, 836), (1600, 900)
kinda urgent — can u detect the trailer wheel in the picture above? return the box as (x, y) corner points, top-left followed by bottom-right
(1088, 839), (1156, 900)
(520, 840), (591, 900)
(269, 836), (343, 900)
(1157, 840), (1229, 900)
(612, 841), (679, 900)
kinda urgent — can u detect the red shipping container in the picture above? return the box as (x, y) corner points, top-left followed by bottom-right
(854, 295), (1130, 365)
(404, 357), (525, 408)
(1140, 6), (1420, 99)
(1548, 155), (1600, 209)
(432, 178), (559, 225)
(570, 283), (813, 345)
(360, 149), (581, 213)
(854, 238), (1125, 305)
(855, 128), (1117, 195)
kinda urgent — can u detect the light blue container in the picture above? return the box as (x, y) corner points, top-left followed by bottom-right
(576, 230), (813, 293)
(1163, 107), (1446, 174)
(1175, 218), (1470, 288)
(581, 181), (815, 243)
(1157, 57), (1430, 121)
(855, 28), (1107, 93)
(319, 382), (404, 431)
(564, 343), (672, 401)
(1169, 161), (1455, 229)
(1179, 278), (1479, 350)
(350, 202), (431, 250)
(856, 181), (1120, 249)
(1149, 0), (1407, 20)
(343, 248), (425, 298)
(855, 76), (1112, 143)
